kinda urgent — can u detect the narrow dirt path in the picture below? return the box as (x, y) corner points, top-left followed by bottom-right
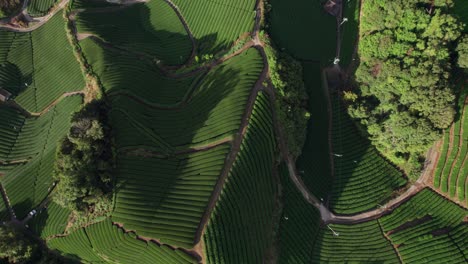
(0, 158), (31, 165)
(6, 91), (84, 118)
(0, 0), (70, 32)
(163, 0), (197, 64)
(264, 66), (438, 225)
(193, 44), (268, 246)
(264, 85), (321, 208)
(122, 136), (234, 158)
(0, 183), (17, 221)
(378, 220), (404, 264)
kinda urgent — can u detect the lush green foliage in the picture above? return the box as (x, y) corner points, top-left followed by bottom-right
(296, 63), (332, 200)
(277, 164), (321, 263)
(278, 162), (400, 263)
(112, 145), (230, 248)
(0, 96), (82, 218)
(28, 0), (57, 17)
(457, 35), (468, 68)
(264, 37), (309, 157)
(267, 0), (336, 62)
(53, 100), (114, 214)
(75, 0), (192, 65)
(29, 202), (71, 239)
(0, 11), (85, 112)
(433, 81), (467, 203)
(349, 0), (464, 173)
(171, 0), (256, 55)
(204, 92), (277, 263)
(330, 94), (407, 214)
(48, 219), (196, 263)
(380, 188), (467, 263)
(0, 224), (36, 263)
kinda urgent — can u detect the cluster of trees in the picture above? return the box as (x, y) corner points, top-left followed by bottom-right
(0, 0), (21, 18)
(457, 35), (468, 69)
(347, 0), (466, 175)
(263, 35), (310, 157)
(0, 224), (71, 263)
(53, 100), (114, 217)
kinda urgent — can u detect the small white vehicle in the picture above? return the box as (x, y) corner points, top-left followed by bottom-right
(28, 210), (37, 216)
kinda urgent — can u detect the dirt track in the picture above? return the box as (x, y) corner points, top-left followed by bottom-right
(0, 0), (70, 32)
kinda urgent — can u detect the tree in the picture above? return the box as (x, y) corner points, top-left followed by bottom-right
(263, 36), (310, 157)
(53, 100), (114, 215)
(351, 0), (463, 176)
(456, 35), (468, 69)
(0, 0), (21, 17)
(0, 225), (36, 263)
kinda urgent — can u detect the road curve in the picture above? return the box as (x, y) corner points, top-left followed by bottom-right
(0, 0), (70, 32)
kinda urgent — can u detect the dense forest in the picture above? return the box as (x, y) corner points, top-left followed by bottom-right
(347, 0), (466, 175)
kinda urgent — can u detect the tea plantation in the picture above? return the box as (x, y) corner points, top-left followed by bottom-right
(0, 0), (466, 263)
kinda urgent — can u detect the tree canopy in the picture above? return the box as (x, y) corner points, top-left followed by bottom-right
(457, 35), (468, 69)
(263, 35), (310, 157)
(0, 225), (36, 263)
(0, 0), (21, 17)
(347, 0), (465, 175)
(53, 100), (114, 215)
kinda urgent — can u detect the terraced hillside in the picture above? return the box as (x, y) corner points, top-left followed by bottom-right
(75, 0), (192, 65)
(433, 81), (467, 205)
(0, 11), (85, 112)
(0, 96), (82, 218)
(204, 92), (277, 264)
(28, 0), (58, 17)
(269, 0), (336, 62)
(29, 201), (71, 239)
(112, 145), (231, 248)
(79, 38), (202, 106)
(330, 94), (407, 214)
(171, 0), (256, 55)
(277, 164), (321, 263)
(380, 189), (467, 263)
(295, 65), (407, 215)
(0, 0), (466, 263)
(48, 219), (197, 263)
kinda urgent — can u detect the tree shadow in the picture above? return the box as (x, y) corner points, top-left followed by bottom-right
(76, 2), (194, 65)
(296, 62), (333, 200)
(12, 199), (33, 221)
(0, 62), (33, 98)
(78, 4), (262, 249)
(28, 204), (48, 237)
